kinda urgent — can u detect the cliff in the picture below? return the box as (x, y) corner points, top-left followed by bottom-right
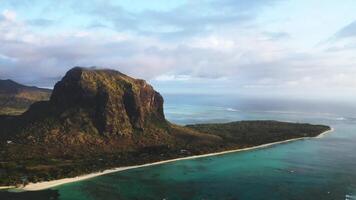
(50, 67), (165, 136)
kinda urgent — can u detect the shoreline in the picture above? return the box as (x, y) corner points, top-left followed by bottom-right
(316, 128), (334, 138)
(10, 128), (333, 191)
(0, 186), (15, 190)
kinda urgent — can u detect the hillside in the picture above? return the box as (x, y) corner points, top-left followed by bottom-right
(0, 67), (330, 186)
(0, 79), (51, 115)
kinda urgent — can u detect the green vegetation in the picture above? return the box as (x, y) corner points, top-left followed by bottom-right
(186, 121), (330, 147)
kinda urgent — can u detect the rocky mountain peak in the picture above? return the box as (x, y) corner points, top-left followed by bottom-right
(46, 67), (166, 136)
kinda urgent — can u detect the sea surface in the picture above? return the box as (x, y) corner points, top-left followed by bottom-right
(2, 94), (356, 200)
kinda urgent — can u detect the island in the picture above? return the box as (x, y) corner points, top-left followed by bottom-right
(0, 67), (331, 188)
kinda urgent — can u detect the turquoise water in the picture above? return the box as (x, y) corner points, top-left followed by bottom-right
(2, 95), (356, 199)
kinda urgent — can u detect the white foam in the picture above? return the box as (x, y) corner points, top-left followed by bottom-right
(226, 108), (239, 112)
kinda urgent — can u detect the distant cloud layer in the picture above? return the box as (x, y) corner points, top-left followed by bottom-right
(0, 0), (356, 99)
(335, 21), (356, 39)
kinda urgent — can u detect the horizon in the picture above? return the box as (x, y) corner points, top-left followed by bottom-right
(1, 0), (356, 100)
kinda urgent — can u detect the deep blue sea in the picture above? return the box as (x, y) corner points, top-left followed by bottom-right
(3, 94), (356, 200)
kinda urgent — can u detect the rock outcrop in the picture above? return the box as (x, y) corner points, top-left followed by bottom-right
(48, 67), (166, 136)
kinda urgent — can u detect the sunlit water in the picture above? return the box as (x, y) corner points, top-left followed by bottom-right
(2, 95), (356, 200)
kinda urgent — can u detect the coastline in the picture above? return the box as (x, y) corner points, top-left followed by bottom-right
(316, 128), (334, 138)
(11, 128), (333, 191)
(0, 186), (15, 190)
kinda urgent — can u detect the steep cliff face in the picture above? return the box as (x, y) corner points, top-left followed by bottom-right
(48, 67), (166, 136)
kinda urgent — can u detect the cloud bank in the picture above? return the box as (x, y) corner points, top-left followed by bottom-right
(0, 0), (355, 99)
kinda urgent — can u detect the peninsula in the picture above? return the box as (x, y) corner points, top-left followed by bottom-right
(0, 67), (331, 188)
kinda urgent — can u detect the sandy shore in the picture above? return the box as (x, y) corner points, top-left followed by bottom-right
(9, 128), (332, 191)
(0, 186), (15, 190)
(316, 128), (334, 138)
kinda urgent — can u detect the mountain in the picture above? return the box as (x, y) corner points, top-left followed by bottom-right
(49, 67), (166, 136)
(0, 67), (330, 186)
(0, 79), (51, 115)
(0, 67), (221, 153)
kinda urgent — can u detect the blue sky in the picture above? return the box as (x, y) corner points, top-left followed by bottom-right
(1, 0), (356, 100)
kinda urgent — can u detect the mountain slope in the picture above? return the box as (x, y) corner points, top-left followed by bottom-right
(0, 79), (51, 115)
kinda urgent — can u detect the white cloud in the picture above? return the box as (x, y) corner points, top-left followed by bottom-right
(0, 2), (355, 99)
(155, 74), (191, 81)
(2, 9), (16, 21)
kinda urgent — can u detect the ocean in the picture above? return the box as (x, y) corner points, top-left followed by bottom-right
(2, 94), (356, 200)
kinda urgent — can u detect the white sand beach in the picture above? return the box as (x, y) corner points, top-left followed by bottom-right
(10, 128), (333, 191)
(316, 128), (334, 138)
(0, 186), (15, 190)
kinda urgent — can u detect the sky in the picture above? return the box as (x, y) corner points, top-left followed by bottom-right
(0, 0), (356, 100)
